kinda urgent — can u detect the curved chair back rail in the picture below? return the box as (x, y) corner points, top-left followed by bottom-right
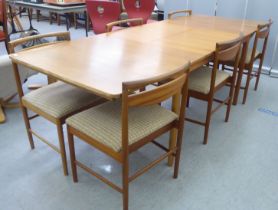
(106, 17), (143, 32)
(86, 0), (121, 34)
(8, 31), (71, 53)
(123, 0), (155, 24)
(168, 9), (192, 19)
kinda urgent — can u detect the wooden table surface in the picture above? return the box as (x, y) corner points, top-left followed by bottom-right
(9, 15), (263, 100)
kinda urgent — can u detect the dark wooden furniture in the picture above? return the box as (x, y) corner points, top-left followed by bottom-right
(66, 63), (190, 210)
(0, 0), (9, 53)
(186, 37), (242, 145)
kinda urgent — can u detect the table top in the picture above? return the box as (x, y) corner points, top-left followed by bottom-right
(8, 0), (86, 13)
(10, 15), (263, 100)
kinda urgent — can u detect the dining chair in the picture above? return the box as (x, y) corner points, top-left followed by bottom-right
(9, 32), (105, 176)
(123, 0), (156, 24)
(0, 0), (9, 53)
(186, 36), (242, 145)
(66, 62), (190, 210)
(106, 17), (143, 32)
(168, 9), (192, 19)
(223, 20), (272, 104)
(86, 0), (121, 34)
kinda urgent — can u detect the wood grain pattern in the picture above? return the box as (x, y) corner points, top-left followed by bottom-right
(9, 15), (264, 100)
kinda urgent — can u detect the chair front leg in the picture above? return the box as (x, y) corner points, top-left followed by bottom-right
(57, 122), (68, 176)
(122, 156), (129, 210)
(173, 128), (184, 179)
(68, 127), (78, 182)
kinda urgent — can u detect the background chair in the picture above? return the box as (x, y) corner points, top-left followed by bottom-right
(106, 17), (143, 32)
(66, 63), (190, 210)
(223, 20), (272, 104)
(9, 32), (104, 176)
(168, 9), (192, 19)
(123, 0), (156, 24)
(86, 0), (121, 34)
(0, 0), (9, 53)
(186, 37), (242, 145)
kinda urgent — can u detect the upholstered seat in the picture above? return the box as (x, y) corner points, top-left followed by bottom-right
(245, 49), (260, 65)
(23, 81), (100, 118)
(188, 66), (230, 94)
(66, 100), (177, 152)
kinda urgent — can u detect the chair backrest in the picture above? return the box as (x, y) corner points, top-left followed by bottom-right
(86, 0), (121, 34)
(106, 17), (143, 32)
(121, 62), (190, 150)
(0, 0), (8, 38)
(210, 36), (242, 94)
(8, 31), (71, 53)
(124, 0), (155, 24)
(168, 10), (192, 19)
(249, 19), (272, 65)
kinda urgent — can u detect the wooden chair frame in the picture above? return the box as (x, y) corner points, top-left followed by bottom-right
(223, 20), (272, 104)
(67, 63), (190, 210)
(106, 18), (143, 32)
(9, 32), (105, 176)
(168, 10), (192, 19)
(0, 0), (9, 53)
(186, 37), (242, 145)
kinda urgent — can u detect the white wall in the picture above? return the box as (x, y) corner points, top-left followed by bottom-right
(164, 0), (278, 70)
(164, 0), (187, 18)
(188, 0), (217, 16)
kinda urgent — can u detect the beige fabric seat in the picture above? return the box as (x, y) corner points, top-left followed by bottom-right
(23, 81), (100, 118)
(188, 66), (230, 94)
(66, 100), (177, 152)
(245, 49), (260, 64)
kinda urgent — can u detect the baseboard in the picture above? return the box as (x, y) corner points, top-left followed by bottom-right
(252, 64), (278, 77)
(253, 64), (271, 74)
(270, 69), (278, 77)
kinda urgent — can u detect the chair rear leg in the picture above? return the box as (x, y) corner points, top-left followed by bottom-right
(225, 80), (236, 122)
(186, 96), (190, 107)
(57, 122), (68, 176)
(254, 58), (263, 91)
(203, 100), (213, 145)
(242, 67), (252, 104)
(21, 107), (35, 149)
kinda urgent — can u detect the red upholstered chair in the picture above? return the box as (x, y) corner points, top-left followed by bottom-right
(123, 0), (155, 24)
(0, 0), (9, 53)
(86, 0), (121, 34)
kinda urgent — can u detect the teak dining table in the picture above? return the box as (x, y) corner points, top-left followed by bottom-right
(9, 15), (264, 165)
